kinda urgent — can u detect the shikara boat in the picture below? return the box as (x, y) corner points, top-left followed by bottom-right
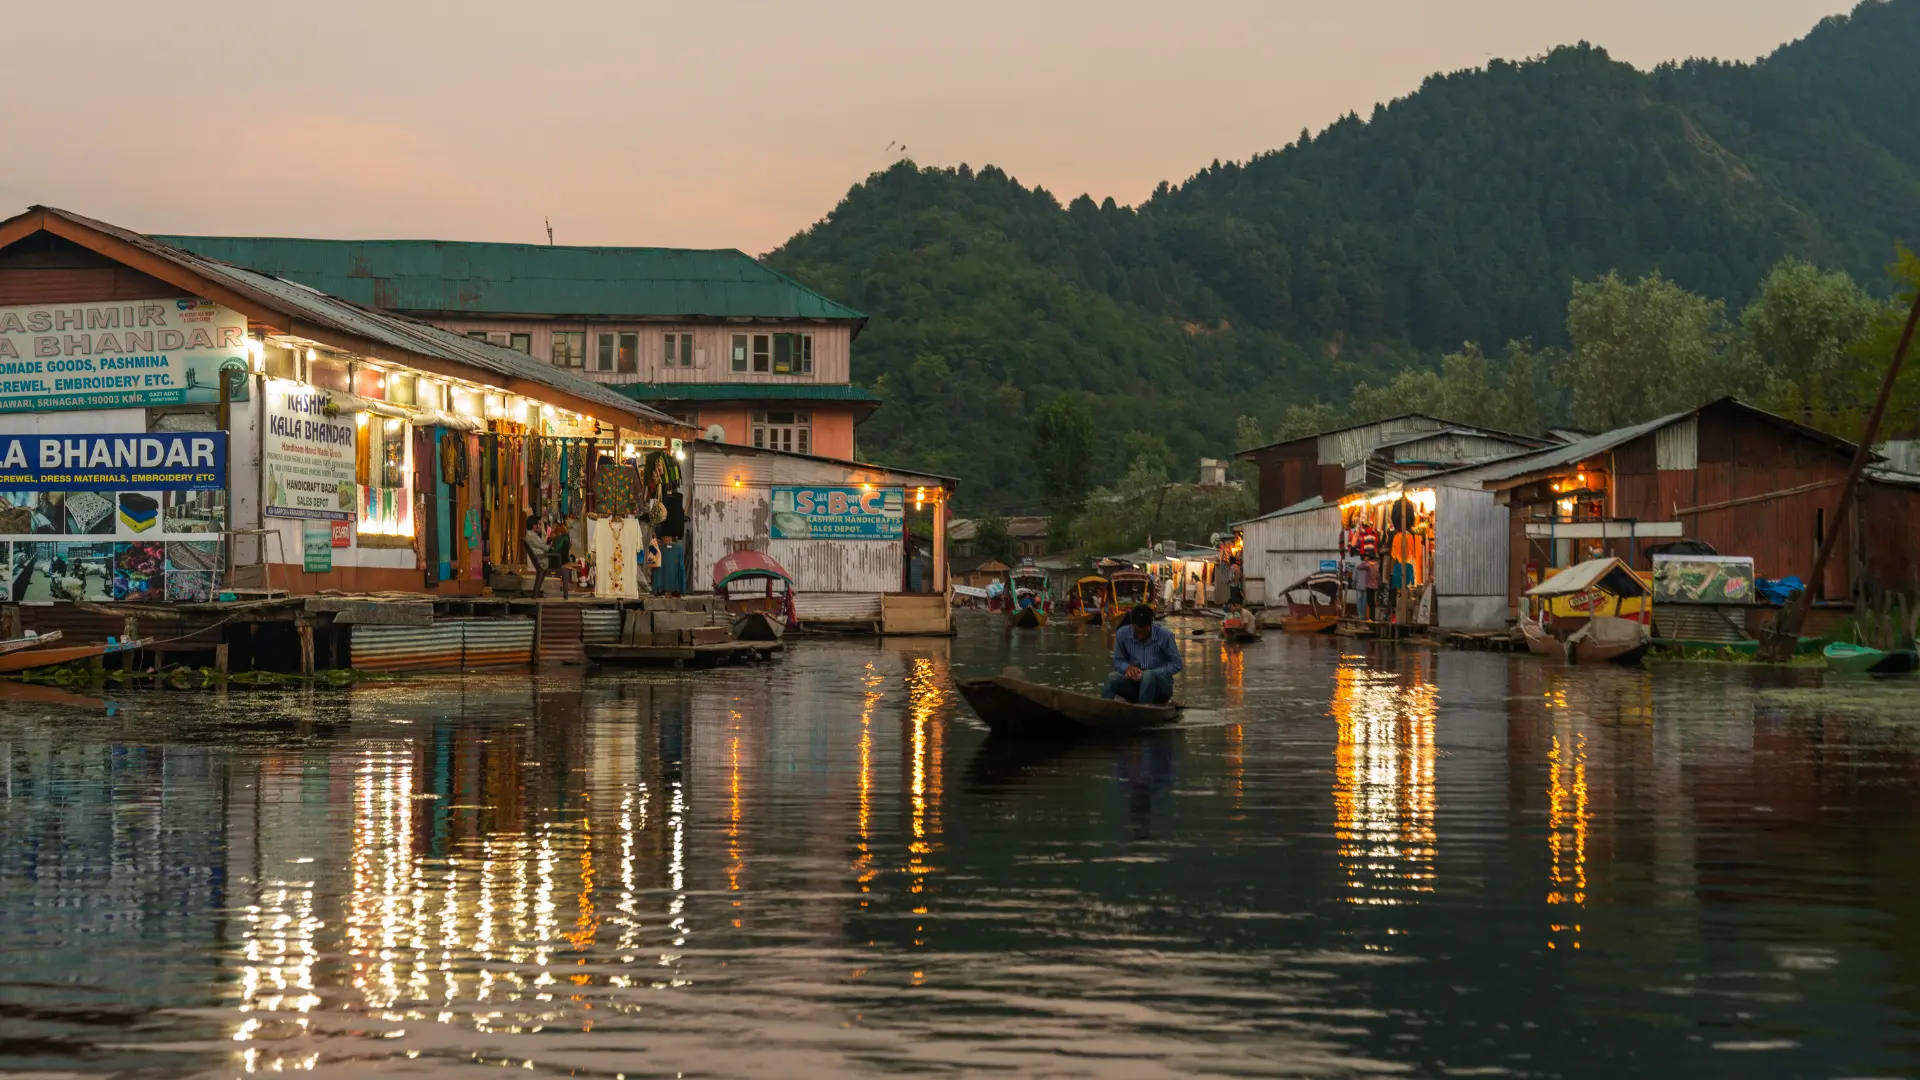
(956, 673), (1180, 738)
(1073, 576), (1115, 625)
(1824, 641), (1920, 676)
(1108, 570), (1154, 623)
(713, 550), (795, 641)
(1523, 558), (1652, 664)
(1274, 572), (1342, 634)
(1007, 602), (1048, 629)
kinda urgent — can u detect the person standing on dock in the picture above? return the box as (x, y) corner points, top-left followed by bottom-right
(1103, 604), (1183, 705)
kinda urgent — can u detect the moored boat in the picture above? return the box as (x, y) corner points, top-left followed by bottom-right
(1274, 571), (1342, 634)
(956, 673), (1179, 738)
(713, 550), (796, 641)
(1221, 608), (1261, 644)
(1073, 575), (1115, 625)
(1824, 641), (1920, 675)
(1523, 558), (1652, 664)
(0, 636), (149, 675)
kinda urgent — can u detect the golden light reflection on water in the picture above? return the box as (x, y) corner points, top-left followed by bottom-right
(854, 663), (884, 906)
(905, 656), (946, 961)
(1547, 730), (1589, 951)
(1330, 662), (1437, 904)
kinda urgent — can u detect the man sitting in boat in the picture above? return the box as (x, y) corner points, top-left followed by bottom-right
(1103, 604), (1183, 705)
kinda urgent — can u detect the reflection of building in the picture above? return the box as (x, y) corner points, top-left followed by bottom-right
(1330, 663), (1437, 903)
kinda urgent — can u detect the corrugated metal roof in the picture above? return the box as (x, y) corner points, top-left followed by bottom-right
(1236, 413), (1550, 458)
(619, 383), (882, 403)
(155, 235), (866, 324)
(1232, 495), (1327, 527)
(32, 207), (688, 432)
(1471, 399), (1865, 488)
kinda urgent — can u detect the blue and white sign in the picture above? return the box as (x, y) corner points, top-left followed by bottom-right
(0, 299), (250, 412)
(1320, 559), (1339, 572)
(769, 485), (904, 540)
(0, 433), (226, 491)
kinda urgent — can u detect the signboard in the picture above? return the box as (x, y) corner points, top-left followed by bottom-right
(302, 521), (333, 573)
(0, 433), (224, 491)
(768, 486), (904, 540)
(1653, 554), (1756, 604)
(1319, 559), (1339, 572)
(264, 380), (358, 521)
(331, 520), (352, 548)
(0, 299), (249, 412)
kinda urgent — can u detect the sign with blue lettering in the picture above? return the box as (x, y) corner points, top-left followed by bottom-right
(0, 299), (250, 412)
(0, 433), (226, 491)
(768, 485), (904, 540)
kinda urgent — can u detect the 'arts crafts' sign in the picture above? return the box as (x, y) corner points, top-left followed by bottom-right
(769, 486), (904, 540)
(0, 433), (225, 491)
(264, 380), (357, 521)
(0, 299), (250, 412)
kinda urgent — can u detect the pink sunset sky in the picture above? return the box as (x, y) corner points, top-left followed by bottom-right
(9, 0), (1853, 255)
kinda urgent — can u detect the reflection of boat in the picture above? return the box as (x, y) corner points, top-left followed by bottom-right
(712, 550), (795, 640)
(1523, 557), (1652, 664)
(1073, 576), (1115, 625)
(1274, 571), (1341, 634)
(1824, 641), (1920, 676)
(956, 673), (1179, 738)
(0, 636), (150, 674)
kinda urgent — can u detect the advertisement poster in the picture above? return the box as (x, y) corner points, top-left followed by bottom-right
(0, 299), (249, 413)
(0, 431), (227, 602)
(302, 521), (333, 573)
(768, 486), (904, 540)
(264, 380), (357, 521)
(1653, 554), (1756, 604)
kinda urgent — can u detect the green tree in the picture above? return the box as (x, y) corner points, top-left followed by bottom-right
(1275, 402), (1342, 441)
(1743, 258), (1885, 428)
(1565, 271), (1764, 429)
(972, 514), (1016, 563)
(1830, 246), (1920, 441)
(1234, 414), (1267, 451)
(1031, 392), (1098, 521)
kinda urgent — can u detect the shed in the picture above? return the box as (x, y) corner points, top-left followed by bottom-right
(1234, 496), (1339, 608)
(687, 441), (955, 634)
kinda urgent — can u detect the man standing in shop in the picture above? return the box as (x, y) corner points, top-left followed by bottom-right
(1102, 604), (1183, 705)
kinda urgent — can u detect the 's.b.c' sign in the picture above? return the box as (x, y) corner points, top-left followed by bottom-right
(769, 486), (904, 540)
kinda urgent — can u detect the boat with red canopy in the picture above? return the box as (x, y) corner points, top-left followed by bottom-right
(712, 550), (797, 640)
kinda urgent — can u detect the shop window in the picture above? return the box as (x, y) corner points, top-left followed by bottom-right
(551, 332), (586, 368)
(664, 332), (694, 368)
(355, 415), (415, 541)
(752, 411), (811, 455)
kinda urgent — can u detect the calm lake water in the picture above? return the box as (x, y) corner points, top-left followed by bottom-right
(3, 612), (1918, 1078)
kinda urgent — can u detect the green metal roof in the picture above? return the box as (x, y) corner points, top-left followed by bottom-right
(154, 236), (866, 324)
(615, 383), (882, 403)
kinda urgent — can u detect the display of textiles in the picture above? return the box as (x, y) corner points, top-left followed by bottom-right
(65, 492), (113, 533)
(591, 455), (640, 518)
(118, 493), (159, 533)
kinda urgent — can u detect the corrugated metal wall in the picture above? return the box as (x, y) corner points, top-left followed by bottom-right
(769, 539), (901, 593)
(1655, 417), (1699, 470)
(579, 607), (622, 644)
(1434, 484), (1509, 598)
(351, 620), (534, 672)
(796, 593), (883, 621)
(1241, 504), (1341, 599)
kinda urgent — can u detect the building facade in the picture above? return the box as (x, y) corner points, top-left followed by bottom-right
(157, 238), (877, 461)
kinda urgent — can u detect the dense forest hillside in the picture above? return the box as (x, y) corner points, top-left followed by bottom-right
(767, 0), (1920, 513)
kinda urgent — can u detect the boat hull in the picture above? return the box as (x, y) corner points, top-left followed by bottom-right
(1280, 615), (1338, 635)
(956, 675), (1178, 738)
(1825, 642), (1920, 675)
(731, 612), (787, 641)
(1007, 608), (1047, 629)
(0, 639), (145, 674)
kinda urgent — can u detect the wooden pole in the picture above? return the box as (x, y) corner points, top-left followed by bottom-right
(1761, 286), (1920, 660)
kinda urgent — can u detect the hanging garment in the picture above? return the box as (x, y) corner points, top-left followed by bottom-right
(592, 456), (641, 518)
(592, 518), (641, 600)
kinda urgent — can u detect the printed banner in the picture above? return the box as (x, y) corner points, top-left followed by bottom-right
(0, 299), (250, 412)
(302, 521), (333, 573)
(0, 432), (225, 491)
(1653, 554), (1756, 604)
(264, 380), (358, 521)
(769, 485), (904, 540)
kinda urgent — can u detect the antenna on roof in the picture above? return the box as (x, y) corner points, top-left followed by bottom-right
(544, 217), (553, 246)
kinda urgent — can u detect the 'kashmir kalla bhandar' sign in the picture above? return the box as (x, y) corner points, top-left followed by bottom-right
(0, 433), (226, 491)
(0, 299), (250, 412)
(263, 380), (358, 521)
(769, 486), (904, 540)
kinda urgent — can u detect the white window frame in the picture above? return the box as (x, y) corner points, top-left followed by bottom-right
(751, 410), (811, 455)
(664, 332), (694, 369)
(551, 331), (586, 368)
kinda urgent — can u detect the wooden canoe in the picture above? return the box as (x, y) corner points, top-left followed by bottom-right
(956, 674), (1179, 738)
(0, 631), (61, 656)
(1824, 641), (1919, 675)
(1006, 607), (1048, 629)
(0, 637), (149, 674)
(1280, 615), (1338, 635)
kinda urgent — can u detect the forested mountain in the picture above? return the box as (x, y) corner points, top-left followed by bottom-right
(766, 0), (1920, 513)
